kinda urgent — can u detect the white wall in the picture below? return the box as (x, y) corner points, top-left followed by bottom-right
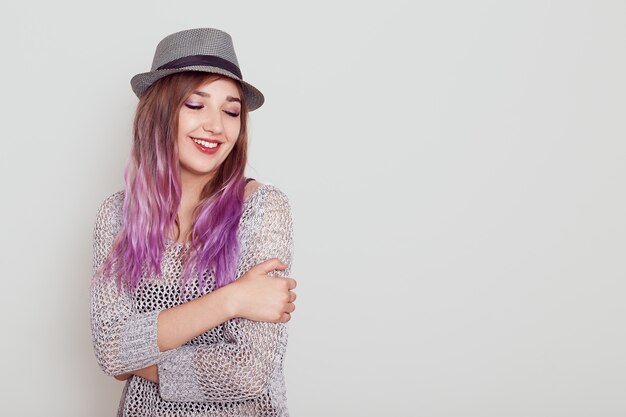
(1, 1), (624, 416)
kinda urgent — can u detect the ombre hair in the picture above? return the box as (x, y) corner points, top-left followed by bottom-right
(98, 72), (250, 299)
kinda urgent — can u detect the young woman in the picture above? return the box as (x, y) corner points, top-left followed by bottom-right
(90, 28), (296, 416)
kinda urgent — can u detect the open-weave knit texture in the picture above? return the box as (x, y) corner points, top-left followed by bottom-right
(90, 184), (293, 416)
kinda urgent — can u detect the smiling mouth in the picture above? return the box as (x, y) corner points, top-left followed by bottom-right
(191, 137), (221, 149)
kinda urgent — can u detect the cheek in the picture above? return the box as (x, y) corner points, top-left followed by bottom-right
(177, 112), (194, 134)
(226, 119), (242, 140)
(176, 113), (186, 140)
(176, 124), (188, 148)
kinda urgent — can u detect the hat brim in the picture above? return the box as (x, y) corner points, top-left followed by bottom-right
(130, 66), (264, 111)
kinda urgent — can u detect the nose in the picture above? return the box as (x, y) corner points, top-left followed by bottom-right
(202, 107), (223, 135)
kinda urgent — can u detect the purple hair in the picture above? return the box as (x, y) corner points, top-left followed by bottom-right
(98, 72), (250, 300)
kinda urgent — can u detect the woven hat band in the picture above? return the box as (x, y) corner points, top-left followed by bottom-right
(156, 54), (243, 79)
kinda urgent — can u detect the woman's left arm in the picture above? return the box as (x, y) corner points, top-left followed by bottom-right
(156, 186), (295, 402)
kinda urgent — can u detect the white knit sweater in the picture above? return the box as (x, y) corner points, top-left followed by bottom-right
(90, 184), (293, 416)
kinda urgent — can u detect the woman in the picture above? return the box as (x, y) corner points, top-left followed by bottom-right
(90, 28), (296, 416)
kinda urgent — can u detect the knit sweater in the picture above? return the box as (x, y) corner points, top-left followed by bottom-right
(90, 184), (293, 416)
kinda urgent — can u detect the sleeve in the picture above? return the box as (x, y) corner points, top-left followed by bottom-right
(156, 186), (294, 402)
(89, 191), (177, 376)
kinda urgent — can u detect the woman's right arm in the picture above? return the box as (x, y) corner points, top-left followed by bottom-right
(90, 192), (176, 376)
(90, 192), (296, 377)
(156, 258), (295, 352)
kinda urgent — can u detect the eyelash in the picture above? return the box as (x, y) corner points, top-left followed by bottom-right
(184, 103), (240, 117)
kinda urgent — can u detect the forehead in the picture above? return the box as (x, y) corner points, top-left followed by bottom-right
(193, 76), (241, 97)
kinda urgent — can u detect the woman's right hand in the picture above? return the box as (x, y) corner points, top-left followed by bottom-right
(226, 258), (297, 323)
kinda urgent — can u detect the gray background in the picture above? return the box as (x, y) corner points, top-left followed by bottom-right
(1, 1), (625, 416)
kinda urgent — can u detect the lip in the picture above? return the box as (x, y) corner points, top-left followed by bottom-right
(191, 137), (223, 144)
(190, 136), (221, 154)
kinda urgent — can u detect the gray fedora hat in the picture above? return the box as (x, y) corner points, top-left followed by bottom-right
(130, 28), (264, 111)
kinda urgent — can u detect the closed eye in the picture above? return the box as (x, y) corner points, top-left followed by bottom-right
(224, 110), (240, 117)
(184, 103), (204, 110)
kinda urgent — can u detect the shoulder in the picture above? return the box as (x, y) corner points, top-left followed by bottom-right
(244, 179), (263, 202)
(241, 183), (293, 245)
(94, 190), (125, 230)
(245, 181), (291, 210)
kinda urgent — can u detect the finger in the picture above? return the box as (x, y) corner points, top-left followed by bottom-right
(255, 258), (287, 274)
(285, 278), (297, 290)
(280, 312), (291, 323)
(289, 291), (297, 302)
(286, 302), (296, 313)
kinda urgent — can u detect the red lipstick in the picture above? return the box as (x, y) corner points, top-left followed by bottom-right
(190, 137), (221, 155)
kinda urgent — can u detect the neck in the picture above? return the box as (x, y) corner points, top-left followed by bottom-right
(180, 170), (214, 205)
(175, 169), (216, 242)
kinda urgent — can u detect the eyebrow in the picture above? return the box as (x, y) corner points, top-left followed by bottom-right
(192, 91), (241, 103)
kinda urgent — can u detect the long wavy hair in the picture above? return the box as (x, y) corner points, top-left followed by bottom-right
(98, 72), (250, 299)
